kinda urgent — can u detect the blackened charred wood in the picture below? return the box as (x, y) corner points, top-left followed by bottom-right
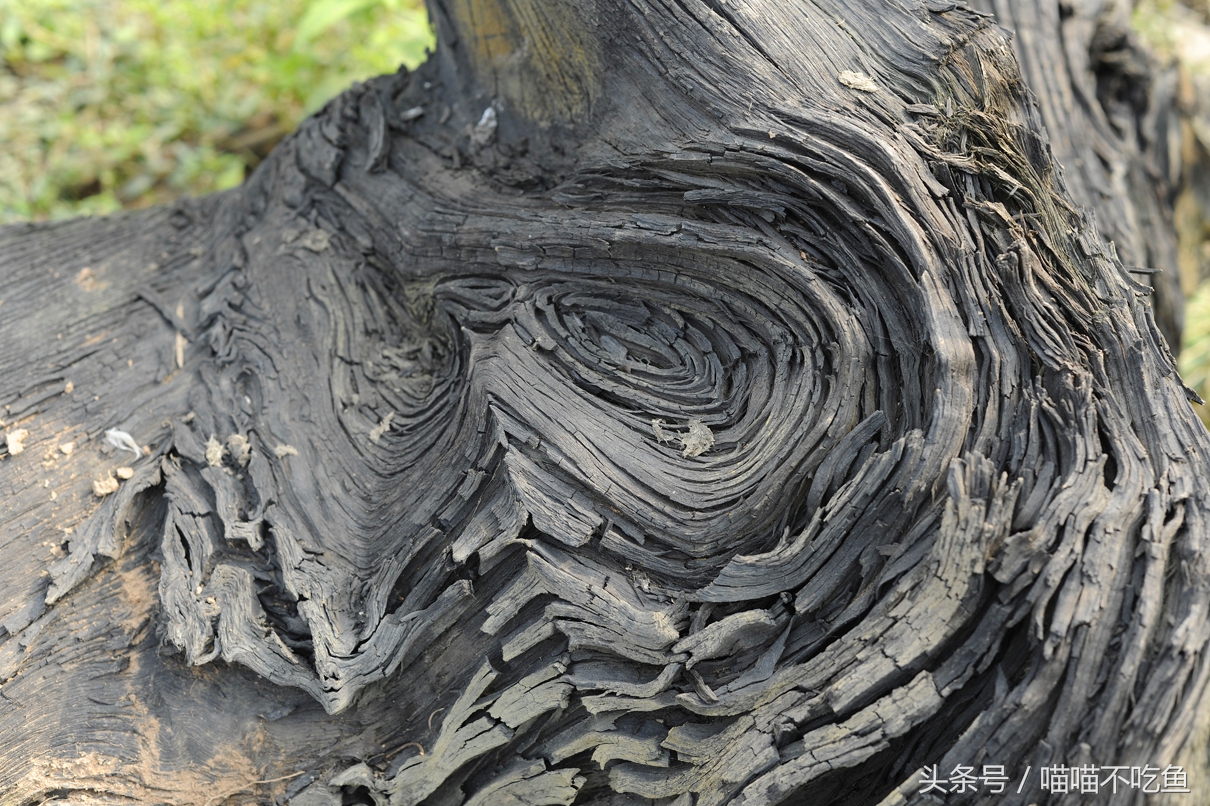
(1, 2), (1209, 805)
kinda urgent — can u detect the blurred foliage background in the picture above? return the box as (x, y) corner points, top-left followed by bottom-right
(0, 0), (431, 220)
(5, 0), (1210, 425)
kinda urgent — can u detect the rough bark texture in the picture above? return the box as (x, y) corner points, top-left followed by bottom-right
(2, 1), (1210, 805)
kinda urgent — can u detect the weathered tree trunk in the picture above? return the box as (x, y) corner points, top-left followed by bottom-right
(2, 2), (1209, 805)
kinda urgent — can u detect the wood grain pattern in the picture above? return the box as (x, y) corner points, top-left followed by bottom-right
(1, 1), (1208, 804)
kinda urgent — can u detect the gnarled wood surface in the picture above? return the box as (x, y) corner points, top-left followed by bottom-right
(1, 1), (1209, 805)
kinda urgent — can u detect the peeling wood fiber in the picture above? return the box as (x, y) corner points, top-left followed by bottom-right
(970, 0), (1187, 356)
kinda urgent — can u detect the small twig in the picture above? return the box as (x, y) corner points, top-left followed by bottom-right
(383, 741), (426, 760)
(427, 707), (445, 733)
(203, 771), (305, 806)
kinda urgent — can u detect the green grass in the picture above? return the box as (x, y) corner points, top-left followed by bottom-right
(0, 0), (432, 222)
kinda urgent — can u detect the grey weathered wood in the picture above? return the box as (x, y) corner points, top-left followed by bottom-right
(1, 1), (1209, 805)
